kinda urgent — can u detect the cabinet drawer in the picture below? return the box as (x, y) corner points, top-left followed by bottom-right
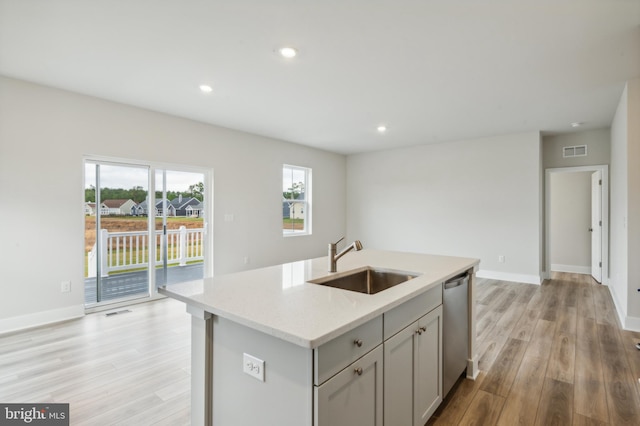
(314, 315), (382, 385)
(384, 283), (442, 340)
(314, 345), (384, 426)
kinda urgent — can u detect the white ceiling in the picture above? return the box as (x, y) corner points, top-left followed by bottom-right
(1, 1), (639, 155)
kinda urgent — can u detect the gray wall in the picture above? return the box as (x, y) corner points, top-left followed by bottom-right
(0, 76), (347, 332)
(346, 132), (542, 284)
(543, 128), (611, 169)
(549, 172), (592, 272)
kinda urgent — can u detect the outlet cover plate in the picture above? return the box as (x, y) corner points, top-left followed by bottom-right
(243, 353), (264, 382)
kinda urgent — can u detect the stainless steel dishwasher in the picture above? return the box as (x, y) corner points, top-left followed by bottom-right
(443, 272), (469, 397)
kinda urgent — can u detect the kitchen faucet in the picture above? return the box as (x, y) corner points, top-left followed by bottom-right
(328, 237), (363, 272)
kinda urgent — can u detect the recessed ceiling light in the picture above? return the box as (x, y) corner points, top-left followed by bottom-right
(377, 125), (387, 133)
(571, 122), (582, 128)
(199, 85), (213, 93)
(278, 47), (298, 58)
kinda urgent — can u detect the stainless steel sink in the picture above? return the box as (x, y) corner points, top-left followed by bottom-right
(308, 267), (420, 294)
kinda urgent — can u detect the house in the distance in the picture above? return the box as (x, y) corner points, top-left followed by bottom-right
(186, 202), (204, 218)
(84, 201), (109, 216)
(133, 199), (176, 217)
(102, 199), (136, 216)
(84, 202), (96, 215)
(170, 195), (201, 217)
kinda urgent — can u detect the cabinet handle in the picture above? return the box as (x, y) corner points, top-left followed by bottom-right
(354, 339), (363, 347)
(416, 328), (423, 335)
(354, 367), (363, 376)
(420, 326), (427, 332)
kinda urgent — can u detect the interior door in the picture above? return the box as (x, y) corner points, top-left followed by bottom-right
(590, 171), (602, 282)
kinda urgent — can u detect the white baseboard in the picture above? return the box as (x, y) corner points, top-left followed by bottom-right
(602, 282), (640, 332)
(551, 264), (591, 274)
(624, 315), (640, 332)
(0, 304), (84, 335)
(476, 270), (542, 285)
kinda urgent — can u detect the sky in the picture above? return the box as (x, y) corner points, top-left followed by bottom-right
(85, 163), (203, 192)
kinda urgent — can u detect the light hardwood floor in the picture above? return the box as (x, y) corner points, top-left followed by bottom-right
(1, 274), (639, 425)
(430, 273), (640, 426)
(0, 299), (192, 425)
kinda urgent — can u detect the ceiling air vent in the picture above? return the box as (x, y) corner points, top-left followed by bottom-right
(563, 145), (587, 158)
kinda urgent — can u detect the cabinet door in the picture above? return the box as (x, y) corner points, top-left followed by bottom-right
(384, 320), (418, 426)
(415, 305), (443, 425)
(315, 345), (383, 426)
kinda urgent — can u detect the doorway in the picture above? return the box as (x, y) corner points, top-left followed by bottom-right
(544, 165), (609, 283)
(84, 158), (212, 308)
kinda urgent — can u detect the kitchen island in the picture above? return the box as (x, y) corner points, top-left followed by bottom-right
(160, 249), (479, 425)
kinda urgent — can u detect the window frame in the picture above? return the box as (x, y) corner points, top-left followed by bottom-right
(282, 164), (312, 237)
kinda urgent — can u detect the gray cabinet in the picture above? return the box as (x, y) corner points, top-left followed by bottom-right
(384, 304), (443, 426)
(414, 306), (443, 425)
(315, 345), (383, 426)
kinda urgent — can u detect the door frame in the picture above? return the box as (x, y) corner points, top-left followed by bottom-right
(83, 154), (214, 311)
(544, 165), (609, 283)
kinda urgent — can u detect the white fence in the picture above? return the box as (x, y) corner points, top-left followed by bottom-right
(88, 226), (204, 277)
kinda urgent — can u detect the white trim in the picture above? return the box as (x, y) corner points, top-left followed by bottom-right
(476, 270), (542, 285)
(544, 165), (609, 286)
(624, 316), (640, 332)
(606, 283), (640, 332)
(282, 164), (312, 236)
(550, 264), (592, 274)
(0, 304), (84, 335)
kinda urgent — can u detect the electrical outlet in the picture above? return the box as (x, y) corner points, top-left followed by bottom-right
(243, 256), (250, 265)
(498, 255), (505, 263)
(243, 353), (265, 381)
(61, 281), (71, 292)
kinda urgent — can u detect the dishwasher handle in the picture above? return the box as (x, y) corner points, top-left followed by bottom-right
(444, 275), (467, 289)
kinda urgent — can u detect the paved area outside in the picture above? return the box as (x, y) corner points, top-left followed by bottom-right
(84, 263), (203, 304)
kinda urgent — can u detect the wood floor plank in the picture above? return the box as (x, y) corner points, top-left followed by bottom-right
(556, 306), (577, 335)
(496, 355), (546, 426)
(429, 372), (487, 425)
(572, 413), (608, 426)
(457, 390), (505, 426)
(477, 301), (527, 371)
(546, 332), (576, 384)
(576, 282), (596, 321)
(593, 286), (618, 326)
(480, 338), (527, 397)
(574, 318), (609, 423)
(514, 284), (537, 304)
(574, 374), (609, 424)
(541, 288), (560, 322)
(597, 323), (640, 424)
(524, 319), (555, 360)
(620, 329), (640, 401)
(509, 308), (541, 342)
(535, 377), (573, 426)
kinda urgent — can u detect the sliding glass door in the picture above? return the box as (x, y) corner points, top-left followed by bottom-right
(84, 162), (151, 304)
(154, 169), (205, 287)
(84, 159), (209, 307)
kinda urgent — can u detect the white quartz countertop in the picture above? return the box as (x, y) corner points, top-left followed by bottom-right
(159, 249), (479, 349)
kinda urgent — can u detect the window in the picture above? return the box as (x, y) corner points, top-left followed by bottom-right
(283, 164), (311, 235)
